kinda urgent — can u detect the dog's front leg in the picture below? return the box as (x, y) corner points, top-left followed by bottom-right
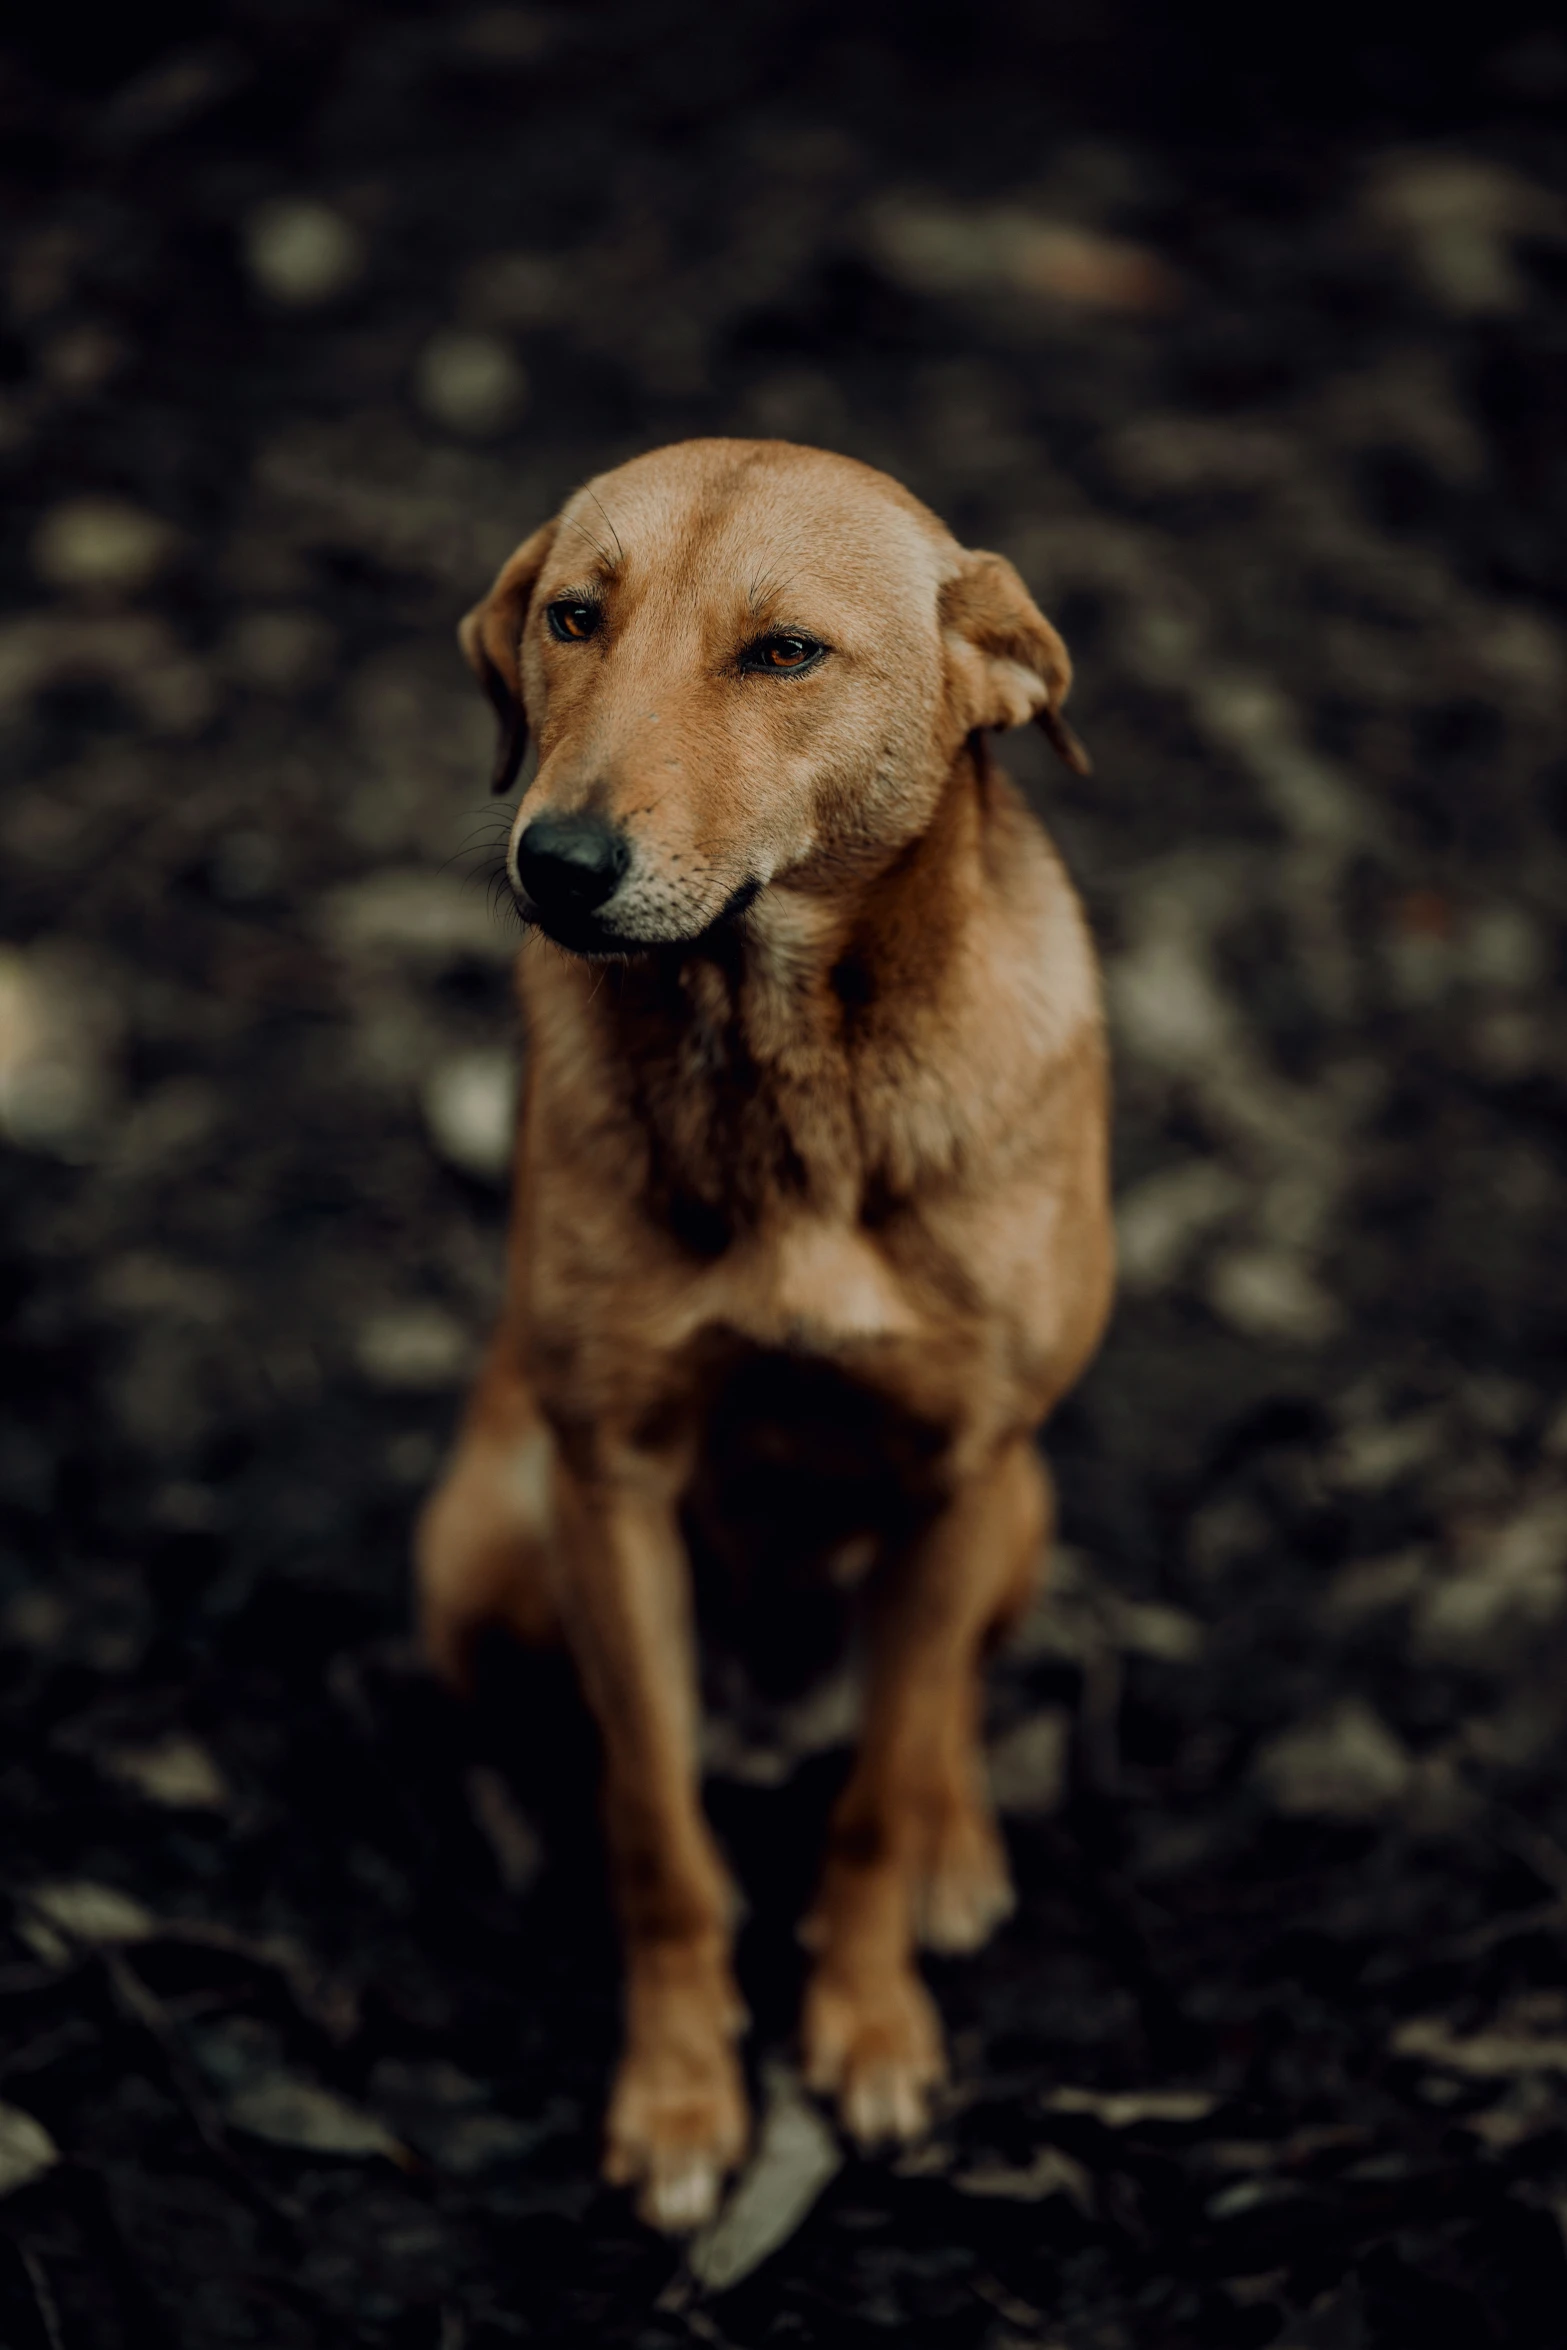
(554, 1448), (746, 2231)
(801, 1433), (1048, 2146)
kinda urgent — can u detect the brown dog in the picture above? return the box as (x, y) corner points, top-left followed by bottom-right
(416, 438), (1112, 2230)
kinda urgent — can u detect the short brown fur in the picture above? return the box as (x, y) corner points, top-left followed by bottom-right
(417, 439), (1113, 2231)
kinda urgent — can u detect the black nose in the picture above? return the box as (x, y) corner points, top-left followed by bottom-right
(514, 811), (629, 919)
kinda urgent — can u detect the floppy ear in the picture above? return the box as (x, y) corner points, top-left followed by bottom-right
(458, 519), (559, 793)
(940, 550), (1092, 777)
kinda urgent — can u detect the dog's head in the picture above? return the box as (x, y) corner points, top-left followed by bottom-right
(461, 439), (1088, 956)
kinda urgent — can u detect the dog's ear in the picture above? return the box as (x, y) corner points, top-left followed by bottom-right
(940, 550), (1092, 776)
(458, 520), (559, 793)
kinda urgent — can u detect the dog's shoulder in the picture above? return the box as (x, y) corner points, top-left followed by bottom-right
(976, 771), (1101, 1067)
(849, 766), (1102, 1193)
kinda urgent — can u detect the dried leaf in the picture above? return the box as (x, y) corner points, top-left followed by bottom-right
(355, 1306), (474, 1391)
(1043, 2086), (1217, 2128)
(227, 2072), (406, 2161)
(466, 1766), (543, 1897)
(368, 2057), (557, 2173)
(0, 2101), (59, 2196)
(954, 2145), (1095, 2212)
(104, 1736), (229, 1810)
(1207, 2176), (1303, 2220)
(1467, 2079), (1560, 2147)
(1115, 1158), (1243, 1294)
(1365, 156), (1563, 317)
(1113, 1599), (1205, 1663)
(988, 1710), (1070, 1815)
(428, 2111), (547, 2176)
(890, 2139), (954, 2177)
(1415, 1494), (1567, 1662)
(1208, 1246), (1341, 1344)
(687, 2068), (841, 2294)
(1392, 2013), (1567, 2078)
(863, 198), (1179, 314)
(1253, 1699), (1413, 1819)
(26, 1880), (157, 1946)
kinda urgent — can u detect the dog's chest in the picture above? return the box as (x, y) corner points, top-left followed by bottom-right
(681, 1340), (944, 1768)
(655, 1036), (947, 1362)
(734, 1215), (919, 1350)
(650, 947), (950, 1214)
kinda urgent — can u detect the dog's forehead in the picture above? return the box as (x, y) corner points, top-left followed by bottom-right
(553, 442), (952, 607)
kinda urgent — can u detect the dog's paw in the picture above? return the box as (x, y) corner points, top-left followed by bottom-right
(604, 2042), (748, 2233)
(802, 1964), (945, 2149)
(912, 1800), (1016, 1954)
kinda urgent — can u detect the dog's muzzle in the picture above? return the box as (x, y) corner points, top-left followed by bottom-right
(511, 813), (761, 957)
(514, 811), (630, 924)
(512, 810), (644, 951)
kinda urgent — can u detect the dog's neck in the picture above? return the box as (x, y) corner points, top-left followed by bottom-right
(734, 736), (983, 1050)
(564, 739), (1001, 1231)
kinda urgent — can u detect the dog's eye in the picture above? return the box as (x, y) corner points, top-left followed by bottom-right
(745, 633), (825, 674)
(546, 601), (600, 642)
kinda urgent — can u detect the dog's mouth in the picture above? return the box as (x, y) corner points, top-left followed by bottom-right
(516, 896), (637, 959)
(517, 876), (762, 961)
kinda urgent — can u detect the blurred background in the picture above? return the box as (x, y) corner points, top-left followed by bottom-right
(3, 4), (1567, 2343)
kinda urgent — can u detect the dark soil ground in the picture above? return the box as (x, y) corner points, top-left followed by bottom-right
(4, 6), (1567, 2343)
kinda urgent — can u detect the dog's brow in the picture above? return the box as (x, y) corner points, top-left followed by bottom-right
(583, 485), (625, 568)
(560, 512), (621, 577)
(746, 567), (797, 615)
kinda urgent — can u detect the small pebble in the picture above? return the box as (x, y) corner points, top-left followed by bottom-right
(423, 1049), (517, 1180)
(31, 497), (177, 595)
(413, 329), (528, 437)
(0, 2102), (60, 2198)
(356, 1306), (473, 1390)
(0, 947), (115, 1154)
(244, 198), (365, 307)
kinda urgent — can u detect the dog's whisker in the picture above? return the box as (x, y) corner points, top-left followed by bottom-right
(439, 837), (513, 884)
(584, 484), (624, 569)
(561, 512), (614, 570)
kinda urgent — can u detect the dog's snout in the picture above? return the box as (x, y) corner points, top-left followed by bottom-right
(515, 811), (629, 919)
